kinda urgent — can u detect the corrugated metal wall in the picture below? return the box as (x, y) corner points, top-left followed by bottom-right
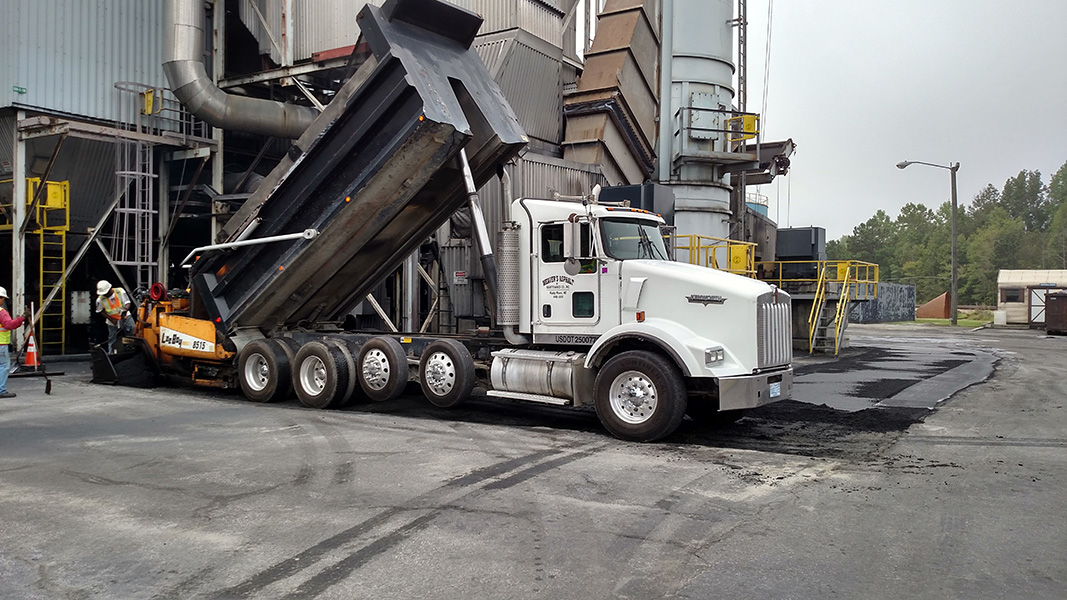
(239, 0), (566, 63)
(462, 0), (566, 46)
(474, 32), (562, 145)
(0, 0), (169, 122)
(0, 113), (15, 175)
(477, 153), (605, 237)
(239, 0), (387, 64)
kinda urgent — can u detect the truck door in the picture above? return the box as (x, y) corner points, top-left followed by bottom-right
(534, 222), (602, 338)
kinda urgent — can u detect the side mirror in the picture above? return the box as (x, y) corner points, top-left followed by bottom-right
(562, 220), (582, 258)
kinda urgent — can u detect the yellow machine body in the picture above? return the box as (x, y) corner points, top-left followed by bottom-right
(135, 297), (236, 387)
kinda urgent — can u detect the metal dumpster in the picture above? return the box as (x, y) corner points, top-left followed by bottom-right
(1046, 292), (1067, 335)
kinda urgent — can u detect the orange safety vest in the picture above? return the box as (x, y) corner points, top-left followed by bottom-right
(101, 291), (124, 321)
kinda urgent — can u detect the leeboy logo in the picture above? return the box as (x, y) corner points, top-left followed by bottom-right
(687, 294), (727, 306)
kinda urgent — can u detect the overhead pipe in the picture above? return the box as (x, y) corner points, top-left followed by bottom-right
(163, 0), (319, 139)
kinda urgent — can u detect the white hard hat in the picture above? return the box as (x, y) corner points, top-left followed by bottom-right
(0, 287), (6, 298)
(97, 280), (111, 295)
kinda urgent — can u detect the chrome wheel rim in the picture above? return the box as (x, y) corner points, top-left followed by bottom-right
(299, 356), (327, 397)
(608, 370), (658, 425)
(423, 351), (456, 397)
(244, 352), (269, 392)
(361, 348), (391, 392)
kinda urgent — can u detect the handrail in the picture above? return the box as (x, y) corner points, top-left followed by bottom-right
(808, 264), (828, 354)
(672, 234), (757, 278)
(757, 259), (879, 299)
(833, 265), (854, 355)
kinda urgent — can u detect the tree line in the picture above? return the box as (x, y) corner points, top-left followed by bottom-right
(827, 161), (1067, 305)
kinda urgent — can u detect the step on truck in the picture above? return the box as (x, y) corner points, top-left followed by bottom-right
(93, 0), (793, 442)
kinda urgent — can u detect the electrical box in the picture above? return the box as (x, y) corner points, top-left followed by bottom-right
(28, 179), (69, 209)
(688, 92), (719, 141)
(729, 244), (752, 273)
(71, 291), (91, 325)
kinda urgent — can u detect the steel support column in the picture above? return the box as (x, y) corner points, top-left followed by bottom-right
(12, 109), (27, 346)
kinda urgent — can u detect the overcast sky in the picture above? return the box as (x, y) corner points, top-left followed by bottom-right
(740, 0), (1067, 240)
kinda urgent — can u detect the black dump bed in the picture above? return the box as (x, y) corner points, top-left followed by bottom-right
(190, 0), (527, 332)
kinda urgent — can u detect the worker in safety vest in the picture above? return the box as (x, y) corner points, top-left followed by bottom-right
(0, 287), (29, 398)
(95, 280), (134, 354)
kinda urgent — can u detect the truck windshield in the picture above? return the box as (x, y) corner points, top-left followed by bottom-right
(600, 218), (670, 260)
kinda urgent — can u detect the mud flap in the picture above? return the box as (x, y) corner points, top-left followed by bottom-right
(90, 338), (159, 388)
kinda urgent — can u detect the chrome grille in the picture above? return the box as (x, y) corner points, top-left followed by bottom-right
(757, 290), (792, 368)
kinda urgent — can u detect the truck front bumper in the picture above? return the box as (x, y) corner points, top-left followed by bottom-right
(717, 368), (793, 411)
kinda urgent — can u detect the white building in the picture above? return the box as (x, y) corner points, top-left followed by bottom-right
(996, 270), (1067, 326)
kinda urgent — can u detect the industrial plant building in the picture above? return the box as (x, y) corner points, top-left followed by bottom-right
(1, 0), (798, 355)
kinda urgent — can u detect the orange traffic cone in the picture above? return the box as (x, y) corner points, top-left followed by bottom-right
(24, 329), (40, 369)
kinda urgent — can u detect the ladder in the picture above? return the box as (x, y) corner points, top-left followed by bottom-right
(111, 83), (162, 290)
(112, 138), (158, 289)
(32, 179), (70, 354)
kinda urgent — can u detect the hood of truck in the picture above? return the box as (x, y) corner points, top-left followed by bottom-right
(619, 260), (791, 373)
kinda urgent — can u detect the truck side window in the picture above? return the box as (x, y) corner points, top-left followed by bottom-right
(542, 224), (564, 263)
(542, 223), (595, 267)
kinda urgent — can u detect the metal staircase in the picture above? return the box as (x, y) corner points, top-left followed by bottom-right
(759, 259), (878, 356)
(807, 264), (855, 355)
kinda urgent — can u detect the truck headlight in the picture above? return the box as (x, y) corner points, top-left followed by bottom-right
(705, 346), (725, 366)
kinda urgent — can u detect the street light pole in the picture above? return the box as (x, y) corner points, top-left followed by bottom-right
(949, 162), (959, 327)
(896, 160), (961, 325)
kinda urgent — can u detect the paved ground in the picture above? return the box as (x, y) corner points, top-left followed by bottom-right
(0, 324), (1064, 599)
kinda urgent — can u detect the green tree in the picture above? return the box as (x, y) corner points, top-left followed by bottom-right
(1048, 200), (1067, 269)
(1048, 161), (1067, 209)
(848, 210), (898, 280)
(824, 162), (1063, 306)
(826, 236), (851, 260)
(960, 206), (1023, 305)
(1001, 170), (1049, 231)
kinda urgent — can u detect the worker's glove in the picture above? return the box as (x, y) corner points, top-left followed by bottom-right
(22, 307), (29, 319)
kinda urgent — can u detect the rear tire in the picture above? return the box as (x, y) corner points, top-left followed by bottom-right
(594, 350), (687, 442)
(419, 339), (475, 408)
(238, 339), (293, 403)
(293, 340), (355, 409)
(358, 336), (408, 402)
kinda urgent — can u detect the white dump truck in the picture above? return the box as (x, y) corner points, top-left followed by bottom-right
(94, 0), (792, 442)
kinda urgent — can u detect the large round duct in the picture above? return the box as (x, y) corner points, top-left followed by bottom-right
(163, 0), (319, 140)
(658, 0), (738, 239)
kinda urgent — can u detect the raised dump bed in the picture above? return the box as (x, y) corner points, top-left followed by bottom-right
(190, 0), (527, 332)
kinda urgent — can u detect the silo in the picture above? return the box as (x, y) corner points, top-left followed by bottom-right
(657, 0), (737, 239)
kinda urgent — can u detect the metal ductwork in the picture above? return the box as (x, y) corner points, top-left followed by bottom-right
(163, 0), (319, 139)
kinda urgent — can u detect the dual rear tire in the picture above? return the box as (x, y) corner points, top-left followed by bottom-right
(293, 340), (359, 409)
(237, 338), (300, 403)
(239, 336), (413, 409)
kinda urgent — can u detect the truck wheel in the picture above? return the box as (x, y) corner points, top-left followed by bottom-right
(293, 341), (355, 409)
(419, 339), (475, 408)
(594, 351), (687, 442)
(358, 336), (408, 402)
(326, 339), (360, 406)
(238, 339), (293, 403)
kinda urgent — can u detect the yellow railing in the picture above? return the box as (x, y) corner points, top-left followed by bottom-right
(756, 260), (879, 300)
(673, 234), (757, 278)
(832, 266), (853, 355)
